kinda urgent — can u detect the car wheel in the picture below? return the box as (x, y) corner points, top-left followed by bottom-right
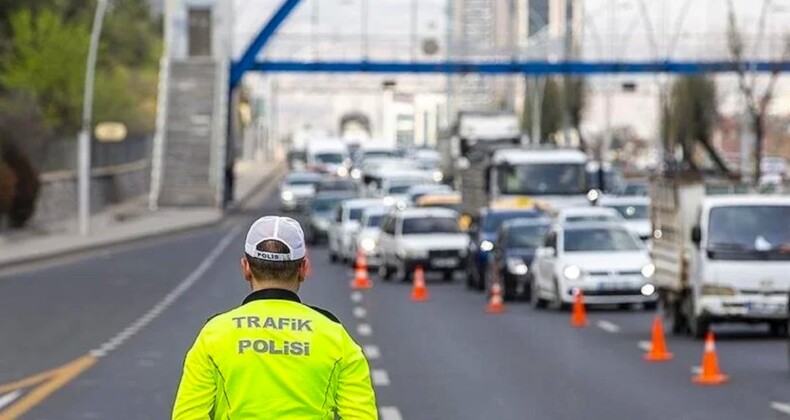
(442, 270), (454, 282)
(554, 278), (570, 311)
(688, 315), (709, 339)
(531, 280), (548, 309)
(466, 262), (478, 289)
(329, 250), (338, 263)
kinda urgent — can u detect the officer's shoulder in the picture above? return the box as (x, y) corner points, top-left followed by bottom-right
(305, 305), (342, 324)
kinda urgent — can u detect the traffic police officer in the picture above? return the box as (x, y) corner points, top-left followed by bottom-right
(173, 216), (378, 419)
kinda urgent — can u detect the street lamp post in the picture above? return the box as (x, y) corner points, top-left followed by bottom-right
(78, 0), (109, 236)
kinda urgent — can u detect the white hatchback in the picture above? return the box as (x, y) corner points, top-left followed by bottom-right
(531, 222), (657, 309)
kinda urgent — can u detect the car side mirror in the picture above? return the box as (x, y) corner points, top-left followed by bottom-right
(691, 226), (701, 246)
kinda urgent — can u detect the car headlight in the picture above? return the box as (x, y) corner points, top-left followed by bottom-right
(701, 284), (737, 296)
(360, 238), (377, 252)
(480, 240), (494, 252)
(337, 167), (349, 177)
(506, 257), (529, 276)
(350, 168), (362, 179)
(280, 191), (294, 202)
(640, 284), (656, 296)
(641, 263), (655, 278)
(432, 171), (444, 182)
(563, 265), (582, 280)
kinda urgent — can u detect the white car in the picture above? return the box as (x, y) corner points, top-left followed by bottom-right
(278, 171), (322, 211)
(554, 206), (624, 225)
(600, 196), (651, 241)
(327, 198), (384, 263)
(377, 207), (470, 282)
(351, 206), (390, 268)
(531, 222), (657, 309)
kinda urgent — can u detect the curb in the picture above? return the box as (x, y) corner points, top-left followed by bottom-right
(0, 165), (283, 271)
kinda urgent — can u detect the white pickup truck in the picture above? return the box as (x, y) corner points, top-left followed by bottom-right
(651, 178), (790, 338)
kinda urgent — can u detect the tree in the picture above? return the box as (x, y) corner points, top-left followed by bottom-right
(563, 76), (587, 152)
(1, 8), (89, 134)
(726, 0), (790, 185)
(663, 75), (732, 176)
(522, 77), (563, 144)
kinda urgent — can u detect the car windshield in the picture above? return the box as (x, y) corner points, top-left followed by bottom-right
(401, 217), (459, 234)
(349, 208), (364, 221)
(498, 163), (587, 195)
(563, 228), (642, 252)
(586, 170), (624, 193)
(623, 183), (648, 196)
(312, 196), (347, 212)
(483, 211), (542, 233)
(318, 181), (356, 192)
(285, 174), (319, 186)
(315, 153), (345, 164)
(608, 204), (649, 220)
(707, 205), (790, 260)
(366, 215), (384, 227)
(364, 150), (396, 159)
(565, 215), (618, 223)
(506, 225), (549, 248)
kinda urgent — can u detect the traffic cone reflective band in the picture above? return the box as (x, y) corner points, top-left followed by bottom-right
(570, 289), (588, 327)
(486, 278), (505, 314)
(410, 265), (429, 302)
(692, 332), (729, 385)
(643, 316), (674, 362)
(350, 251), (372, 290)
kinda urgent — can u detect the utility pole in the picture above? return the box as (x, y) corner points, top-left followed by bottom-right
(78, 0), (109, 236)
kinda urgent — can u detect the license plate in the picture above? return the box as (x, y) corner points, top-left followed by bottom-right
(598, 281), (630, 291)
(432, 258), (458, 268)
(746, 302), (784, 314)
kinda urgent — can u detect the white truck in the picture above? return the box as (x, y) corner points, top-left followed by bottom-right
(651, 178), (790, 338)
(460, 147), (590, 215)
(438, 111), (522, 184)
(305, 138), (350, 177)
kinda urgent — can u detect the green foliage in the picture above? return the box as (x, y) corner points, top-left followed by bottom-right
(563, 76), (587, 150)
(666, 76), (717, 154)
(522, 77), (564, 144)
(1, 9), (89, 133)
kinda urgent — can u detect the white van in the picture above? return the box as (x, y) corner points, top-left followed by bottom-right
(306, 139), (350, 177)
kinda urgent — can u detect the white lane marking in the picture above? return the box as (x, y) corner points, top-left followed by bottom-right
(691, 366), (702, 375)
(351, 291), (363, 303)
(638, 341), (652, 352)
(380, 406), (403, 420)
(353, 307), (367, 319)
(0, 390), (22, 410)
(771, 402), (790, 416)
(363, 345), (381, 359)
(371, 369), (390, 386)
(596, 320), (621, 333)
(357, 323), (372, 337)
(89, 226), (242, 358)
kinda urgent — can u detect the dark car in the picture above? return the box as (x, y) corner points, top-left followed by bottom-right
(315, 178), (359, 195)
(486, 218), (551, 300)
(306, 191), (356, 244)
(622, 180), (649, 197)
(465, 207), (547, 291)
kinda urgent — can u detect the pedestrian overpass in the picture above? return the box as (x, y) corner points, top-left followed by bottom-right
(149, 0), (790, 209)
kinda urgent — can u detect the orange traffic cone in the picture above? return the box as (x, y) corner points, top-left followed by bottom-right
(485, 273), (505, 314)
(643, 316), (674, 362)
(350, 251), (373, 290)
(692, 331), (729, 385)
(570, 289), (588, 327)
(410, 265), (429, 302)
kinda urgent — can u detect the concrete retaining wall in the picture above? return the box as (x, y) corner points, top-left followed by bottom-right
(32, 160), (150, 225)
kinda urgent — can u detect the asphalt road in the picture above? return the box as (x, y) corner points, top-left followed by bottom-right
(1, 188), (789, 419)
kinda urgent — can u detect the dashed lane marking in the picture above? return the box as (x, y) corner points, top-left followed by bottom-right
(0, 391), (21, 411)
(771, 402), (790, 416)
(596, 320), (621, 333)
(351, 291), (364, 303)
(380, 406), (403, 420)
(638, 341), (652, 352)
(371, 369), (391, 386)
(357, 323), (373, 337)
(363, 345), (381, 360)
(0, 226), (242, 420)
(353, 307), (367, 319)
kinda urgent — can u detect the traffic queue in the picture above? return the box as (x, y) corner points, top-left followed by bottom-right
(281, 135), (790, 353)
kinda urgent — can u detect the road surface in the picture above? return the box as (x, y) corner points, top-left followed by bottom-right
(1, 188), (789, 419)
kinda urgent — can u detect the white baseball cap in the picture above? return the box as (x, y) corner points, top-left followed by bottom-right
(244, 216), (306, 262)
